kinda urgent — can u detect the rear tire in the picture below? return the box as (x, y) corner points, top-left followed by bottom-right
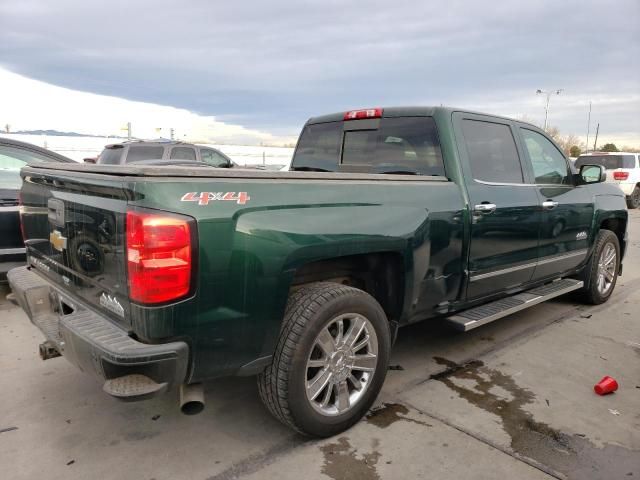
(576, 230), (620, 305)
(626, 187), (640, 209)
(257, 282), (391, 437)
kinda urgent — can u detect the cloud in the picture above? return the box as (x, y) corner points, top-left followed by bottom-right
(0, 0), (638, 143)
(0, 68), (294, 145)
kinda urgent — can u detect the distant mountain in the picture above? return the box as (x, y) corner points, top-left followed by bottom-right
(10, 129), (124, 138)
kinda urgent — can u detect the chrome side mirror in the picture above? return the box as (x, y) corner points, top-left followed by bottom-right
(579, 164), (606, 184)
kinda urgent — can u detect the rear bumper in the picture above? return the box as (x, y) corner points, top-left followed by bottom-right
(617, 182), (636, 196)
(7, 266), (189, 399)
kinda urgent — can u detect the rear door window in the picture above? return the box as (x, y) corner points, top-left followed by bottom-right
(125, 146), (164, 163)
(170, 147), (197, 161)
(461, 119), (523, 184)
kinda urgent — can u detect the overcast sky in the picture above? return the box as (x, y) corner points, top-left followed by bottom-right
(0, 0), (638, 145)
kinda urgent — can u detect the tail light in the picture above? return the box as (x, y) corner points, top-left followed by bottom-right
(344, 108), (383, 120)
(613, 171), (629, 180)
(126, 210), (193, 304)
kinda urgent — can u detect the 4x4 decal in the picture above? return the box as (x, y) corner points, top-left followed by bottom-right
(181, 191), (250, 206)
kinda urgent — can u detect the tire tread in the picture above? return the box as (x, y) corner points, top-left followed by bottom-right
(257, 282), (374, 434)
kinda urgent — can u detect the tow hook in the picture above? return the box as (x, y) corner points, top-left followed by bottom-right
(39, 341), (61, 360)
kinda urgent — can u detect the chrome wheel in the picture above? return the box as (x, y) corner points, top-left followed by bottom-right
(596, 243), (617, 295)
(305, 313), (378, 416)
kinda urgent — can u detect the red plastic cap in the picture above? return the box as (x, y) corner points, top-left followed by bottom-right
(126, 210), (192, 304)
(344, 108), (383, 121)
(613, 171), (629, 180)
(594, 375), (618, 395)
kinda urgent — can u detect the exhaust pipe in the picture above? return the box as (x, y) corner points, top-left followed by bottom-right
(180, 383), (204, 415)
(39, 341), (61, 360)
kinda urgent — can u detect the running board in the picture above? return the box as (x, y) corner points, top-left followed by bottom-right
(446, 279), (584, 332)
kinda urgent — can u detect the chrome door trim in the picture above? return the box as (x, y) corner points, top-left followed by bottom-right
(537, 249), (588, 266)
(469, 249), (588, 282)
(0, 247), (26, 255)
(0, 205), (20, 212)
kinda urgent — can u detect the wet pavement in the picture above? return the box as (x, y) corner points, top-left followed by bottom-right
(1, 209), (639, 480)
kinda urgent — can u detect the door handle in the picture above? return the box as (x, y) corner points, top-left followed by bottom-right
(474, 203), (497, 214)
(542, 200), (559, 210)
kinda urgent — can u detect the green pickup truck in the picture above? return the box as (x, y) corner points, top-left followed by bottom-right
(8, 107), (628, 437)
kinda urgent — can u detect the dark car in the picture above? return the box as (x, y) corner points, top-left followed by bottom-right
(0, 138), (75, 278)
(96, 140), (237, 168)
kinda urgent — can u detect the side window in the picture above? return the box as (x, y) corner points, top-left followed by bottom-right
(200, 149), (229, 167)
(521, 129), (569, 185)
(461, 119), (523, 184)
(170, 147), (197, 161)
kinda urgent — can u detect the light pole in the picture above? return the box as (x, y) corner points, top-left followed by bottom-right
(536, 89), (563, 131)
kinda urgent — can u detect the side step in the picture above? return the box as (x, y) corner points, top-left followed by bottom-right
(446, 278), (583, 331)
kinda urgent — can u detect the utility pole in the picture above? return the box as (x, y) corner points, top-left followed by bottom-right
(593, 123), (600, 152)
(170, 128), (175, 140)
(536, 89), (563, 131)
(127, 122), (132, 140)
(585, 101), (592, 154)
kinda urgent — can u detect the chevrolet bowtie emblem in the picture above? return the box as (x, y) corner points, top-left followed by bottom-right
(49, 230), (68, 251)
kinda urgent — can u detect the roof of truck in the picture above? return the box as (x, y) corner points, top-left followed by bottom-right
(306, 106), (537, 129)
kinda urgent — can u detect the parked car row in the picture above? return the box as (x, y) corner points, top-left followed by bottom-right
(93, 139), (238, 168)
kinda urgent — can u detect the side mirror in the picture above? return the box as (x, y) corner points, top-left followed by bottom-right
(579, 164), (606, 184)
(84, 157), (97, 164)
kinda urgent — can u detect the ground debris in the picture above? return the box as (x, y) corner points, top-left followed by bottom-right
(66, 460), (75, 466)
(0, 427), (18, 434)
(388, 365), (404, 371)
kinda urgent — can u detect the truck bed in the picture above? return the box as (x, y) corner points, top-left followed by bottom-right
(27, 162), (449, 182)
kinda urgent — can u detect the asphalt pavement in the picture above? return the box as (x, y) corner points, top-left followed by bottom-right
(1, 210), (639, 480)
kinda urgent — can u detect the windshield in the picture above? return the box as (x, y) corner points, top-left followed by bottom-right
(575, 154), (635, 170)
(292, 117), (445, 176)
(98, 147), (124, 165)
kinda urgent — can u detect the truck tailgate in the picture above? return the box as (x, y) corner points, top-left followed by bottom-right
(20, 167), (131, 328)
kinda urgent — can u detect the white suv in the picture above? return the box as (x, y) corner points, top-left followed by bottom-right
(575, 152), (640, 209)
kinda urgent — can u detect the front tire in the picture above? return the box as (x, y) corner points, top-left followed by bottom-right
(626, 186), (640, 209)
(577, 230), (620, 305)
(257, 282), (391, 437)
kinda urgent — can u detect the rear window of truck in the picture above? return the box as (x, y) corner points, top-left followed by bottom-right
(126, 145), (165, 163)
(292, 117), (445, 176)
(575, 155), (635, 170)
